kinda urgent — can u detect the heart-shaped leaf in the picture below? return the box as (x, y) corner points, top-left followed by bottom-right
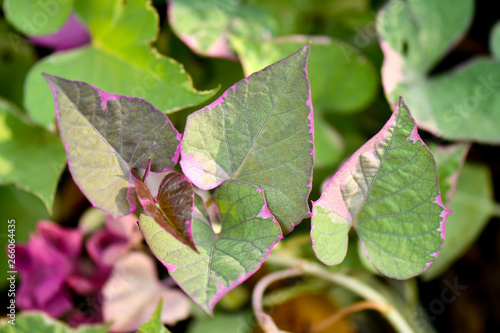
(138, 180), (282, 314)
(132, 160), (196, 252)
(44, 74), (181, 217)
(311, 98), (450, 279)
(180, 45), (313, 233)
(3, 0), (73, 36)
(26, 0), (216, 127)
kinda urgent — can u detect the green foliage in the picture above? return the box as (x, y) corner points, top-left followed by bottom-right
(138, 300), (173, 333)
(0, 312), (109, 333)
(3, 0), (73, 36)
(378, 0), (500, 143)
(0, 98), (66, 213)
(2, 0), (499, 331)
(24, 0), (216, 127)
(140, 181), (281, 314)
(44, 74), (181, 217)
(311, 99), (447, 279)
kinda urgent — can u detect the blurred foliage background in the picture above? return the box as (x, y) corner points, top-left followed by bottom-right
(1, 0), (500, 332)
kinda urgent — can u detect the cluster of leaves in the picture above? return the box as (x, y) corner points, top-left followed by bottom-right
(1, 0), (499, 332)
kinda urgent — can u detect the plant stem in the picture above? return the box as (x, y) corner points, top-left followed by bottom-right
(310, 300), (391, 333)
(252, 267), (302, 333)
(263, 252), (415, 333)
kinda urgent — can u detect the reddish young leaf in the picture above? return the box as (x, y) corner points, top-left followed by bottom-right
(132, 161), (197, 252)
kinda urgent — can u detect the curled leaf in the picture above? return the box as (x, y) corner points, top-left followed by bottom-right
(132, 160), (197, 252)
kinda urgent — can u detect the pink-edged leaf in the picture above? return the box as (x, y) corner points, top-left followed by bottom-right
(180, 45), (314, 233)
(311, 98), (450, 279)
(132, 161), (197, 252)
(138, 180), (282, 314)
(44, 74), (181, 217)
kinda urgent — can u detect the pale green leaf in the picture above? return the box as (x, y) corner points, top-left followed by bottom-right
(0, 98), (66, 213)
(311, 99), (448, 279)
(3, 0), (73, 36)
(377, 0), (500, 143)
(25, 0), (216, 127)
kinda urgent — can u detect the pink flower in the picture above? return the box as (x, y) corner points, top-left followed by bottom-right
(29, 14), (90, 51)
(86, 214), (143, 268)
(16, 221), (83, 317)
(15, 214), (142, 321)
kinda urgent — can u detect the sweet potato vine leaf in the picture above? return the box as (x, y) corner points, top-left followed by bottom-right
(138, 180), (282, 314)
(377, 0), (500, 143)
(180, 45), (314, 233)
(132, 160), (197, 252)
(26, 0), (216, 127)
(44, 74), (181, 217)
(311, 98), (450, 279)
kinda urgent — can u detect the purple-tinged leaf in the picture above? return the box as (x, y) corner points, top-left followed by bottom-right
(44, 74), (181, 218)
(311, 98), (450, 279)
(138, 180), (282, 314)
(131, 161), (197, 252)
(180, 45), (314, 233)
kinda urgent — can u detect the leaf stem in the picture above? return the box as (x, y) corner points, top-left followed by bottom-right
(310, 300), (391, 333)
(262, 252), (415, 333)
(252, 267), (302, 333)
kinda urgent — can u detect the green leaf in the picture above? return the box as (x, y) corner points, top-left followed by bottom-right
(0, 311), (109, 333)
(25, 0), (216, 127)
(0, 98), (66, 213)
(139, 180), (282, 314)
(490, 21), (500, 60)
(132, 162), (197, 252)
(313, 111), (344, 169)
(3, 0), (73, 36)
(230, 35), (378, 113)
(138, 300), (172, 333)
(0, 21), (36, 108)
(44, 74), (181, 217)
(429, 143), (470, 205)
(377, 0), (473, 75)
(377, 0), (500, 143)
(169, 0), (278, 58)
(187, 311), (254, 333)
(0, 186), (49, 288)
(311, 98), (449, 279)
(181, 45), (313, 233)
(422, 163), (495, 280)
